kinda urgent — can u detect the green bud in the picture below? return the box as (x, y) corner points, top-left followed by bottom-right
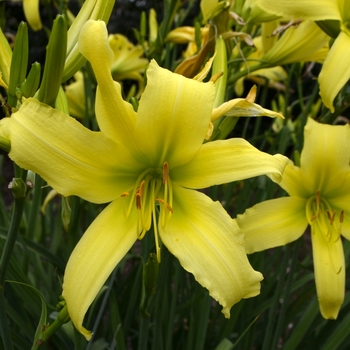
(7, 22), (28, 108)
(37, 15), (67, 107)
(212, 36), (227, 108)
(8, 178), (27, 199)
(26, 170), (36, 187)
(21, 62), (41, 98)
(139, 11), (147, 45)
(55, 86), (70, 114)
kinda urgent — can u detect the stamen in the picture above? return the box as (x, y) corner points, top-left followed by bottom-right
(138, 228), (147, 240)
(156, 198), (174, 213)
(121, 192), (129, 197)
(136, 180), (145, 210)
(327, 210), (336, 225)
(163, 162), (169, 184)
(152, 202), (161, 263)
(340, 210), (344, 223)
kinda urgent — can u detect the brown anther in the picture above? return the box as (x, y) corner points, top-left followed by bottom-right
(156, 198), (174, 213)
(136, 180), (145, 210)
(121, 192), (129, 197)
(163, 162), (169, 184)
(327, 210), (336, 225)
(340, 210), (345, 223)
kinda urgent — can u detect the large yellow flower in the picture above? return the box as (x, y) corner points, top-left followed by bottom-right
(257, 0), (350, 111)
(0, 20), (288, 340)
(237, 118), (350, 319)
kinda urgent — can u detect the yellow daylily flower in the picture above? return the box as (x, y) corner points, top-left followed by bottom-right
(166, 26), (210, 58)
(237, 118), (350, 319)
(64, 72), (90, 119)
(0, 20), (289, 340)
(257, 0), (350, 111)
(230, 20), (329, 86)
(108, 33), (148, 93)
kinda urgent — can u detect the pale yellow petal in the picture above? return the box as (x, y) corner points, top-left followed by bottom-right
(1, 98), (142, 203)
(160, 187), (263, 317)
(211, 97), (284, 121)
(300, 118), (350, 195)
(310, 224), (345, 319)
(79, 20), (137, 146)
(262, 21), (329, 66)
(257, 0), (342, 21)
(171, 138), (288, 188)
(23, 0), (42, 31)
(268, 160), (310, 198)
(135, 60), (216, 168)
(62, 199), (138, 340)
(237, 197), (308, 254)
(319, 32), (350, 112)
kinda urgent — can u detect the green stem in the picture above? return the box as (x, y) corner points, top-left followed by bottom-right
(41, 305), (70, 342)
(228, 62), (268, 85)
(0, 194), (26, 350)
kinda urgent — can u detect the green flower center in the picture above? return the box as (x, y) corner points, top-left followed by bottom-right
(306, 190), (344, 244)
(122, 162), (173, 261)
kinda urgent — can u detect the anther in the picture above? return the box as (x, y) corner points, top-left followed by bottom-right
(340, 210), (344, 223)
(121, 192), (129, 197)
(327, 210), (336, 225)
(136, 180), (145, 210)
(163, 162), (169, 184)
(156, 198), (174, 213)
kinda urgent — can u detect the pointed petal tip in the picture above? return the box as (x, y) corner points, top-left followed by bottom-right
(81, 327), (93, 341)
(319, 300), (341, 320)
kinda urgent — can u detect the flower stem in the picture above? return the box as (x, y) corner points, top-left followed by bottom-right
(0, 191), (26, 349)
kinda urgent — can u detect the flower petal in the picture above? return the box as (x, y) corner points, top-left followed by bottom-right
(257, 0), (342, 21)
(159, 187), (263, 317)
(300, 118), (350, 194)
(79, 20), (137, 146)
(1, 98), (141, 203)
(237, 197), (308, 253)
(171, 138), (288, 188)
(310, 225), (345, 319)
(211, 95), (284, 122)
(62, 199), (138, 340)
(262, 21), (329, 66)
(319, 32), (350, 112)
(23, 0), (42, 31)
(135, 60), (216, 168)
(327, 172), (350, 241)
(269, 160), (310, 198)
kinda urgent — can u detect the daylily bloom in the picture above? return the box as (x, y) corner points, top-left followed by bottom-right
(0, 20), (288, 340)
(230, 20), (329, 86)
(257, 0), (350, 111)
(237, 118), (350, 319)
(108, 33), (148, 94)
